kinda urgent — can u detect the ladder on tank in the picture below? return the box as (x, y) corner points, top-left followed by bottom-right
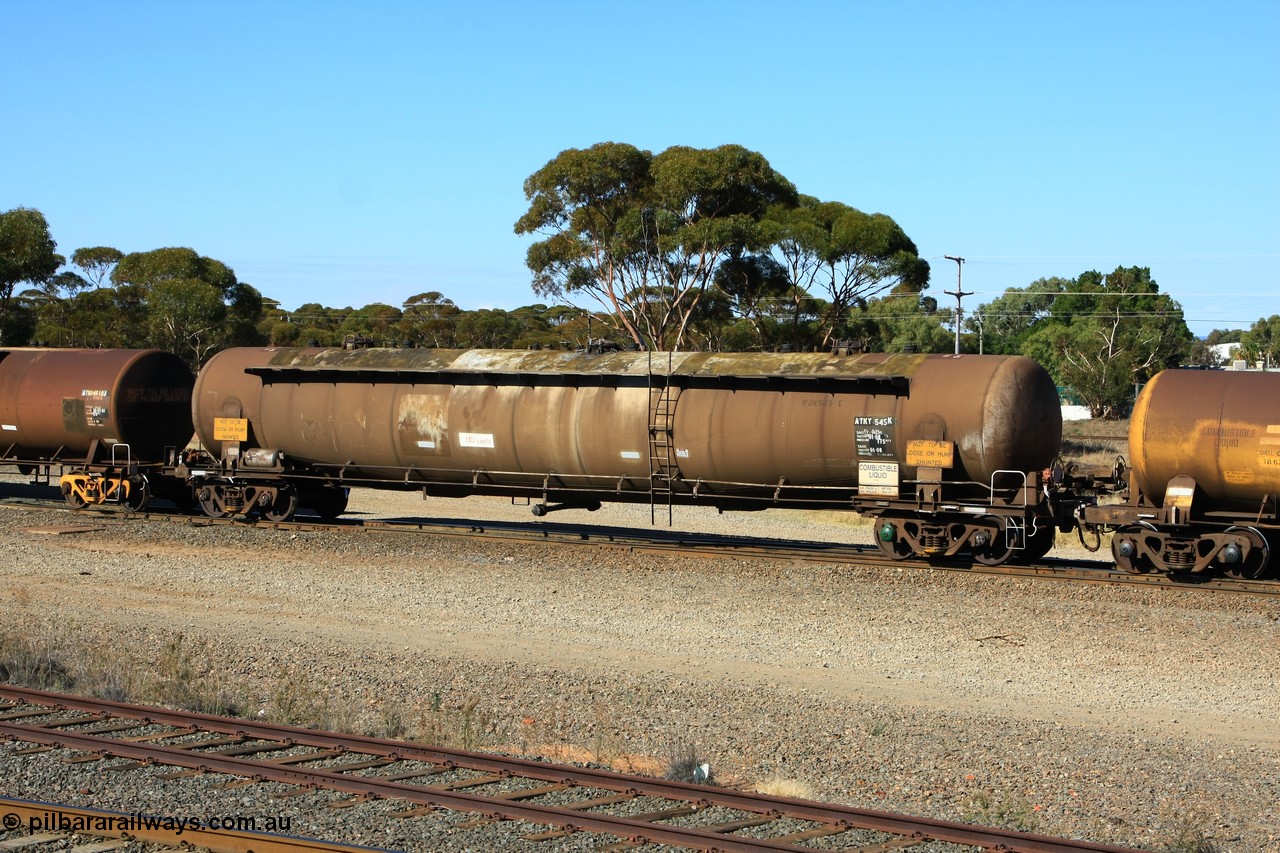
(648, 351), (678, 526)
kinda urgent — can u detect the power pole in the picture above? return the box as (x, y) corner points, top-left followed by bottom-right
(943, 255), (971, 355)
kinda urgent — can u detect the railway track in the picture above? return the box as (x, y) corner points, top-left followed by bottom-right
(0, 686), (1143, 852)
(3, 485), (1277, 597)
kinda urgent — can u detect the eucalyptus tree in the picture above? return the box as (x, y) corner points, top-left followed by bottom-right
(845, 294), (952, 353)
(288, 303), (343, 346)
(113, 246), (237, 291)
(338, 303), (404, 344)
(0, 207), (62, 343)
(765, 197), (929, 346)
(711, 252), (790, 348)
(455, 308), (526, 348)
(401, 291), (461, 347)
(149, 279), (228, 367)
(1236, 314), (1280, 367)
(113, 247), (245, 366)
(225, 282), (267, 347)
(516, 142), (796, 350)
(63, 287), (141, 348)
(641, 144), (796, 349)
(679, 287), (736, 352)
(70, 246), (124, 289)
(969, 278), (1070, 354)
(516, 142), (654, 344)
(28, 271), (92, 345)
(1020, 266), (1191, 418)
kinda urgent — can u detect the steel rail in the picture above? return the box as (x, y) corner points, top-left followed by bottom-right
(1, 688), (1142, 853)
(0, 796), (392, 852)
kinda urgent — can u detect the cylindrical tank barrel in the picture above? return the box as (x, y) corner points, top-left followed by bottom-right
(0, 348), (194, 462)
(193, 347), (1061, 492)
(1130, 369), (1280, 508)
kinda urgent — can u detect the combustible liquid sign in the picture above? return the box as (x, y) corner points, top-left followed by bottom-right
(858, 461), (899, 496)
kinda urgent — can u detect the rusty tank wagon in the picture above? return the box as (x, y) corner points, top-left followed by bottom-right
(1080, 369), (1280, 578)
(0, 348), (194, 509)
(169, 346), (1080, 565)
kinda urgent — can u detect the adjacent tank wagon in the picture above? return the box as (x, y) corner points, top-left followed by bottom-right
(1081, 369), (1280, 577)
(0, 348), (194, 508)
(174, 346), (1073, 564)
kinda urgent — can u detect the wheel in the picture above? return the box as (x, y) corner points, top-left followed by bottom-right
(1017, 523), (1057, 564)
(166, 489), (196, 512)
(152, 481), (196, 512)
(198, 488), (230, 519)
(1112, 523), (1156, 574)
(120, 476), (149, 512)
(872, 515), (914, 560)
(972, 517), (1015, 566)
(261, 488), (299, 523)
(61, 481), (87, 510)
(308, 487), (349, 520)
(1218, 526), (1270, 580)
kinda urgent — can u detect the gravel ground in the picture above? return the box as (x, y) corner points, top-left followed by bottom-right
(0, 482), (1278, 852)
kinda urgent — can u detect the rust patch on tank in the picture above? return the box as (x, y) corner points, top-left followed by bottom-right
(399, 393), (450, 456)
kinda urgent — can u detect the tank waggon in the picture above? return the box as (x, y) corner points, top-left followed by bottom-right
(1080, 369), (1280, 578)
(175, 345), (1076, 564)
(0, 348), (194, 509)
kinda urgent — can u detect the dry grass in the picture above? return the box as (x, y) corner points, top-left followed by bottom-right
(0, 602), (497, 748)
(962, 788), (1041, 833)
(1061, 417), (1130, 440)
(664, 742), (715, 785)
(1158, 813), (1223, 853)
(0, 598), (680, 778)
(754, 776), (816, 799)
(1060, 419), (1129, 473)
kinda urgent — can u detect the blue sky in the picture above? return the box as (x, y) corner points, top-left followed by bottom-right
(4, 0), (1277, 336)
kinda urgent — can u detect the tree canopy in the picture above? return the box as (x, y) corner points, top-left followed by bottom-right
(975, 266), (1192, 418)
(0, 207), (62, 344)
(1235, 315), (1280, 368)
(70, 246), (124, 289)
(766, 198), (930, 346)
(516, 142), (927, 351)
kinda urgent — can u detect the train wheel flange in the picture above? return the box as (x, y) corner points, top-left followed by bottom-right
(197, 487), (230, 519)
(872, 516), (914, 561)
(261, 488), (299, 523)
(61, 481), (87, 510)
(1112, 522), (1156, 574)
(1017, 523), (1056, 564)
(120, 477), (149, 513)
(972, 517), (1015, 566)
(1219, 526), (1270, 580)
(308, 488), (349, 520)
